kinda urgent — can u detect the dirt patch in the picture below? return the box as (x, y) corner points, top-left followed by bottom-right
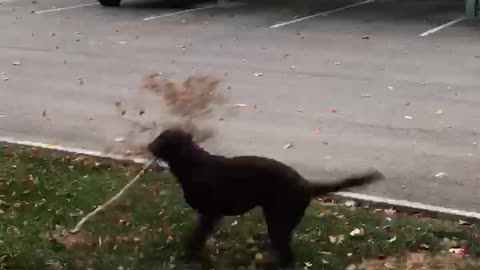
(357, 252), (478, 270)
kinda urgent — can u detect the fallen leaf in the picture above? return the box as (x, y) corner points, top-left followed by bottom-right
(449, 248), (467, 257)
(435, 109), (444, 115)
(458, 220), (471, 225)
(283, 142), (293, 149)
(255, 253), (264, 262)
(114, 137), (125, 142)
(383, 261), (395, 269)
(329, 235), (345, 244)
(388, 236), (397, 243)
(23, 175), (38, 190)
(331, 108), (337, 113)
(345, 264), (356, 270)
(420, 243), (430, 249)
(344, 200), (356, 208)
(384, 209), (397, 216)
(434, 172), (448, 178)
(350, 228), (365, 237)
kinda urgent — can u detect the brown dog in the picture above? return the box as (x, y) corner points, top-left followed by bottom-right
(148, 128), (384, 268)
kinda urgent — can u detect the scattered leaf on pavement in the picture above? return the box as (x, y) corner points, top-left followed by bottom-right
(283, 142), (293, 149)
(434, 172), (448, 178)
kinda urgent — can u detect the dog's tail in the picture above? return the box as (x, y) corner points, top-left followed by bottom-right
(309, 170), (384, 197)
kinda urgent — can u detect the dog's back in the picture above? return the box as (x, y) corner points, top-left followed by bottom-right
(177, 154), (311, 216)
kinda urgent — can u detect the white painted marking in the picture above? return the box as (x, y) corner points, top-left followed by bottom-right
(143, 4), (215, 21)
(34, 2), (99, 14)
(1, 136), (479, 221)
(270, 0), (375, 28)
(337, 191), (480, 220)
(216, 1), (245, 8)
(0, 137), (148, 164)
(419, 17), (465, 37)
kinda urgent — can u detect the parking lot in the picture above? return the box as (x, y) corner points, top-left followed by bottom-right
(1, 0), (480, 213)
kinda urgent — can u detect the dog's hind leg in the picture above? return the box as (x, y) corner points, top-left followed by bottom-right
(185, 214), (221, 259)
(264, 202), (308, 268)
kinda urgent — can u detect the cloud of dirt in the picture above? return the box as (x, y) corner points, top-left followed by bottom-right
(105, 73), (228, 158)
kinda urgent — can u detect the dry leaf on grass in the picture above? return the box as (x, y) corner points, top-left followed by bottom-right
(329, 235), (345, 244)
(350, 228), (365, 237)
(50, 232), (93, 250)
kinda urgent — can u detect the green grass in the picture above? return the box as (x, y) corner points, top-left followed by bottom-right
(0, 145), (478, 270)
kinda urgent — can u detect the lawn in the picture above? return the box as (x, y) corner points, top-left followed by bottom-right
(0, 145), (479, 270)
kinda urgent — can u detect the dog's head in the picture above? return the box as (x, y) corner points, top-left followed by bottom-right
(148, 128), (194, 161)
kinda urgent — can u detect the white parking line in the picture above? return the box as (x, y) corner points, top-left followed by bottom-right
(143, 4), (216, 21)
(419, 17), (466, 37)
(270, 0), (375, 28)
(34, 2), (99, 14)
(1, 136), (479, 221)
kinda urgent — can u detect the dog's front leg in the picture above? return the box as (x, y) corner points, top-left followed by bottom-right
(185, 214), (221, 259)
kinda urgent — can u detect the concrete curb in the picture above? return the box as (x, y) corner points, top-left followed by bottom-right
(1, 136), (479, 223)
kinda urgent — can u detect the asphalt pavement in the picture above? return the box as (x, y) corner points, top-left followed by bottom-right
(1, 0), (480, 211)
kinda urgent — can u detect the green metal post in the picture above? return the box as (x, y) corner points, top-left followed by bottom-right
(466, 0), (478, 18)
